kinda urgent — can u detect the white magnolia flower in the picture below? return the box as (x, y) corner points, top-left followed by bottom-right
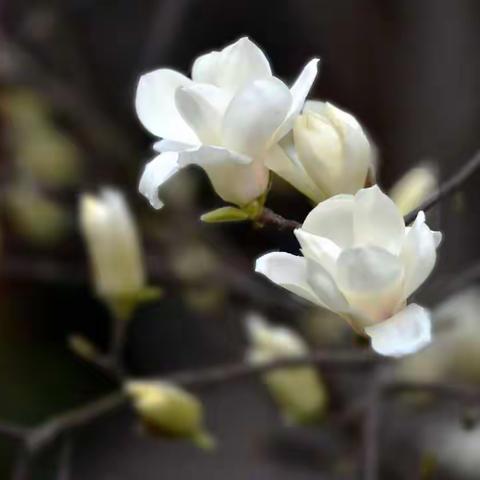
(245, 313), (327, 423)
(256, 185), (442, 357)
(79, 188), (145, 298)
(136, 37), (319, 208)
(266, 101), (375, 203)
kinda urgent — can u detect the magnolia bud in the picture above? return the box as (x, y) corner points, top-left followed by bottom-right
(292, 101), (375, 199)
(79, 189), (145, 300)
(125, 381), (214, 449)
(389, 165), (438, 216)
(245, 314), (327, 424)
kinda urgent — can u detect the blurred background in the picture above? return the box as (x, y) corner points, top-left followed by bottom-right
(1, 0), (480, 478)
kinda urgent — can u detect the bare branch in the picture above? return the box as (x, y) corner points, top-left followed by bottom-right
(256, 207), (301, 231)
(257, 150), (480, 231)
(404, 149), (480, 224)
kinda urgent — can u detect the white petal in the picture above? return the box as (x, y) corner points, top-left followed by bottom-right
(325, 103), (372, 192)
(272, 58), (320, 143)
(336, 246), (405, 324)
(191, 51), (222, 84)
(206, 37), (272, 94)
(139, 152), (180, 209)
(294, 229), (340, 276)
(401, 211), (438, 298)
(264, 140), (325, 203)
(306, 258), (350, 312)
(178, 146), (268, 206)
(302, 194), (355, 249)
(255, 252), (320, 305)
(175, 84), (230, 144)
(353, 185), (405, 254)
(135, 69), (198, 143)
(153, 139), (192, 153)
(432, 230), (442, 248)
(365, 304), (432, 357)
(222, 77), (292, 156)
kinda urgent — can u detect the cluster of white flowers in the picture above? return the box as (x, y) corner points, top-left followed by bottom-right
(136, 37), (376, 208)
(135, 37), (442, 357)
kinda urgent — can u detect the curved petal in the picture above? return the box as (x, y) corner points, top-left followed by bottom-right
(264, 141), (324, 203)
(302, 194), (355, 249)
(139, 152), (181, 209)
(401, 211), (438, 298)
(306, 258), (350, 312)
(195, 37), (272, 94)
(272, 58), (320, 143)
(336, 246), (405, 325)
(294, 229), (340, 276)
(178, 146), (268, 206)
(135, 69), (197, 143)
(353, 185), (405, 254)
(222, 77), (292, 156)
(191, 51), (222, 84)
(153, 139), (192, 153)
(175, 84), (230, 144)
(365, 304), (432, 357)
(255, 252), (321, 305)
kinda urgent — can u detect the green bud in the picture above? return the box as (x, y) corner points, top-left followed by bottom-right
(200, 207), (250, 223)
(125, 381), (214, 449)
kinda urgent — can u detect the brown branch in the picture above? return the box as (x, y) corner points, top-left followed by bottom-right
(0, 349), (377, 453)
(404, 149), (480, 224)
(257, 150), (480, 231)
(256, 207), (301, 231)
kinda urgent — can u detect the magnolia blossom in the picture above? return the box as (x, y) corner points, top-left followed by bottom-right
(136, 37), (319, 208)
(79, 189), (145, 298)
(266, 101), (375, 203)
(245, 314), (326, 423)
(256, 185), (442, 357)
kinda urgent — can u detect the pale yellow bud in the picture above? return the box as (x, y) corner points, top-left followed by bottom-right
(291, 101), (375, 200)
(245, 314), (327, 424)
(125, 381), (214, 449)
(79, 189), (145, 299)
(389, 165), (437, 216)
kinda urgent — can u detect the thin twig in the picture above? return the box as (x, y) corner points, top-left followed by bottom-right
(0, 349), (377, 453)
(25, 392), (126, 453)
(164, 349), (379, 387)
(404, 150), (480, 224)
(257, 150), (480, 231)
(256, 207), (301, 231)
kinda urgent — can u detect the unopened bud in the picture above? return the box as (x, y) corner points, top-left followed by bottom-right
(245, 314), (327, 424)
(125, 381), (214, 449)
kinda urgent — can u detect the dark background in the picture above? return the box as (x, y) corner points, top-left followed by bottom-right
(1, 0), (480, 478)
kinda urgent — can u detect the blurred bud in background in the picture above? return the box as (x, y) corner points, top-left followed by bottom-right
(125, 381), (214, 449)
(396, 287), (480, 384)
(389, 164), (438, 216)
(1, 89), (82, 189)
(269, 101), (375, 203)
(79, 189), (146, 301)
(245, 313), (327, 425)
(5, 181), (70, 246)
(170, 241), (226, 314)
